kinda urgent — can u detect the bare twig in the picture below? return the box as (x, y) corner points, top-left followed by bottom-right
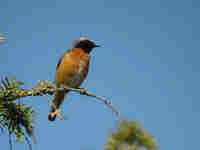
(61, 85), (124, 121)
(5, 81), (124, 121)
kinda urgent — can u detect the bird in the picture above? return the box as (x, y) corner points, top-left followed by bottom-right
(48, 37), (100, 121)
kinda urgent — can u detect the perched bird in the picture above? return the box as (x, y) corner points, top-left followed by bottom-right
(48, 37), (100, 121)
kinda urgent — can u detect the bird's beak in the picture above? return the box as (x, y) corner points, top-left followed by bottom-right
(94, 44), (101, 48)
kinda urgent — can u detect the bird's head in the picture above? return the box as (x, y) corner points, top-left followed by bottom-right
(69, 37), (100, 53)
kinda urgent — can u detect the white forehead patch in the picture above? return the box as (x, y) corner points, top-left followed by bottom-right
(79, 37), (87, 40)
(69, 37), (96, 50)
(79, 37), (92, 41)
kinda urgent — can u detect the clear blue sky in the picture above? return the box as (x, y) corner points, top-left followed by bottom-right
(0, 0), (200, 149)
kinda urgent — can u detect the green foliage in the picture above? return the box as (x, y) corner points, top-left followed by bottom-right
(105, 121), (157, 150)
(0, 34), (5, 44)
(0, 76), (35, 142)
(0, 76), (24, 100)
(0, 76), (158, 150)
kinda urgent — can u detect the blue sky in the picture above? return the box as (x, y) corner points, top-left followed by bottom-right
(0, 0), (200, 149)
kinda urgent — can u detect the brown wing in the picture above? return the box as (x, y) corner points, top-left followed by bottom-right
(56, 50), (73, 70)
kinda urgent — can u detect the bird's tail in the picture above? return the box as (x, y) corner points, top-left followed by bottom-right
(48, 90), (66, 121)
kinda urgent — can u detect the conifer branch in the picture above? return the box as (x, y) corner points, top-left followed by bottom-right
(4, 80), (124, 121)
(0, 77), (157, 150)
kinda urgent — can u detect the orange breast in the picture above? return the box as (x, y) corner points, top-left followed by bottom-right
(55, 48), (90, 88)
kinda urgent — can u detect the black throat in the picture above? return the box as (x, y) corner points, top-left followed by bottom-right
(79, 47), (92, 54)
(75, 41), (94, 53)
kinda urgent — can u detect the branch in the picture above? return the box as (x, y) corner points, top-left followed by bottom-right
(4, 80), (124, 121)
(0, 77), (158, 150)
(0, 34), (5, 44)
